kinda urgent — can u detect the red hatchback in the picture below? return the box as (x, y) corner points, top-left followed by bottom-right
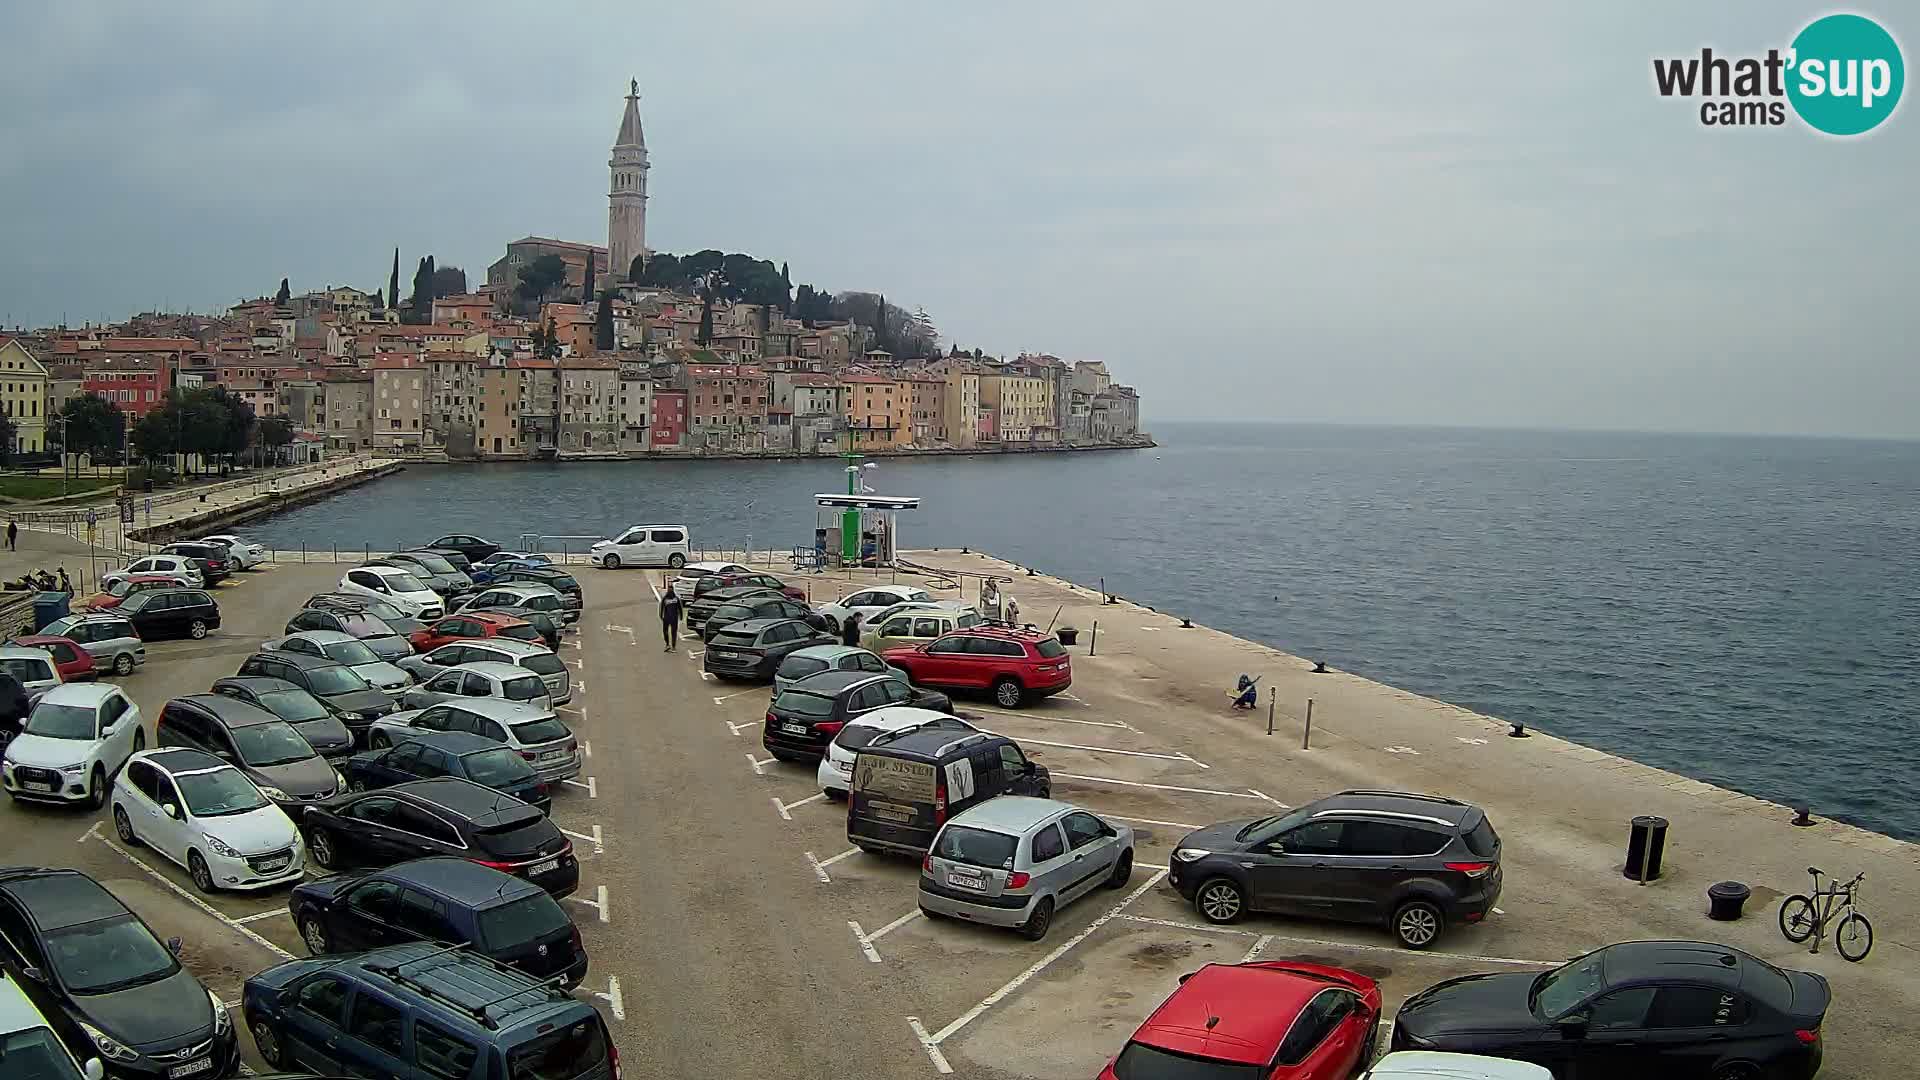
(883, 626), (1071, 708)
(1099, 962), (1382, 1080)
(7, 635), (95, 682)
(407, 611), (544, 652)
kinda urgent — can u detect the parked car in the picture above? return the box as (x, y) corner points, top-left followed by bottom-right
(1, 684), (142, 807)
(861, 604), (985, 654)
(455, 583), (575, 626)
(39, 615), (144, 677)
(847, 727), (1049, 856)
(1389, 941), (1830, 1080)
(342, 730), (550, 814)
(210, 677), (356, 760)
(461, 605), (562, 650)
(407, 611), (545, 653)
(669, 559), (747, 597)
(425, 533), (502, 563)
(233, 652), (397, 746)
(693, 570), (806, 603)
(0, 968), (103, 1080)
(396, 639), (570, 705)
(282, 608), (410, 663)
(258, 631), (413, 697)
(367, 699), (580, 784)
(1363, 1053), (1553, 1080)
(774, 644), (910, 695)
(703, 618), (837, 682)
(1170, 790), (1503, 949)
(242, 942), (612, 1080)
(476, 551), (551, 569)
(763, 671), (951, 762)
(883, 626), (1072, 708)
(591, 524), (690, 569)
(813, 585), (935, 634)
(7, 635), (94, 683)
(397, 661), (551, 712)
(155, 694), (344, 810)
(814, 707), (976, 800)
(684, 585), (785, 636)
(75, 574), (174, 613)
(298, 777), (578, 896)
(301, 592), (425, 636)
(700, 595), (822, 642)
(115, 588), (221, 642)
(288, 858), (586, 986)
(196, 533), (267, 569)
(160, 542), (232, 585)
(920, 797), (1133, 940)
(369, 553), (470, 599)
(486, 566), (581, 617)
(1100, 962), (1383, 1080)
(0, 645), (63, 703)
(0, 867), (239, 1080)
(336, 566), (443, 619)
(112, 747), (307, 892)
(101, 555), (201, 591)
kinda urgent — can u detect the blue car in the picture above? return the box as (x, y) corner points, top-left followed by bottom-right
(243, 943), (615, 1080)
(342, 731), (551, 814)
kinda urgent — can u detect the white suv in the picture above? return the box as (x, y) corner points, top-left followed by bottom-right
(1, 683), (144, 807)
(591, 524), (690, 569)
(112, 747), (306, 892)
(103, 554), (202, 589)
(338, 565), (443, 619)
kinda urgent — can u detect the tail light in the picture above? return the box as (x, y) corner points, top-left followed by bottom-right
(1796, 1029), (1820, 1046)
(1444, 862), (1494, 878)
(816, 721), (843, 736)
(533, 782), (549, 798)
(922, 853), (932, 873)
(519, 750), (537, 761)
(1006, 871), (1031, 889)
(610, 1042), (621, 1080)
(472, 858), (517, 871)
(934, 781), (947, 825)
(765, 711), (778, 726)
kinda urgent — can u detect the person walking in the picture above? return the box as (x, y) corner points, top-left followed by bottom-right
(841, 611), (862, 648)
(660, 589), (683, 651)
(5, 520), (15, 551)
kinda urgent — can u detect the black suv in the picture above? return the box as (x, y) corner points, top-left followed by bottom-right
(212, 676), (356, 759)
(703, 618), (837, 681)
(116, 587), (221, 641)
(235, 650), (396, 744)
(763, 671), (952, 761)
(1170, 789), (1503, 949)
(161, 542), (233, 585)
(699, 594), (820, 642)
(344, 730), (551, 814)
(155, 694), (343, 808)
(684, 585), (781, 635)
(299, 777), (578, 897)
(288, 856), (587, 987)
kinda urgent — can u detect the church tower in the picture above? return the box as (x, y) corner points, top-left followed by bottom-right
(608, 79), (650, 283)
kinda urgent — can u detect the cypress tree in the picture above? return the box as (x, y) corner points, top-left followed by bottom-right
(389, 248), (400, 311)
(582, 254), (597, 305)
(275, 278), (290, 304)
(595, 293), (615, 351)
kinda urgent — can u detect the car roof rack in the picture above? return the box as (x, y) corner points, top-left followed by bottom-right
(1334, 789), (1465, 806)
(363, 944), (562, 1030)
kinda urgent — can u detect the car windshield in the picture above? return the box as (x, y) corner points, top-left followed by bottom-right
(0, 1025), (85, 1080)
(507, 1015), (609, 1080)
(836, 724), (888, 750)
(44, 914), (178, 994)
(511, 717), (570, 744)
(178, 769), (270, 816)
(1532, 952), (1607, 1018)
(406, 553), (457, 574)
(778, 655), (830, 681)
(105, 580), (132, 597)
(258, 689), (330, 723)
(355, 597), (406, 621)
(503, 675), (545, 701)
(306, 666), (373, 695)
(321, 639), (380, 666)
(521, 653), (566, 676)
(1111, 1041), (1262, 1080)
(933, 825), (1020, 869)
(384, 571), (429, 593)
(231, 721), (317, 766)
(773, 690), (836, 717)
(1237, 807), (1310, 843)
(499, 625), (543, 643)
(477, 894), (570, 951)
(23, 703), (94, 739)
(462, 747), (535, 785)
(709, 631), (757, 648)
(339, 614), (394, 638)
(0, 658), (53, 683)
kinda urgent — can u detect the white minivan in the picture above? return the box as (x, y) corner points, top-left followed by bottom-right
(338, 565), (444, 619)
(591, 524), (691, 569)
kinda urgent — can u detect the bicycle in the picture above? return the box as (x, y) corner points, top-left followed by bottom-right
(1779, 866), (1872, 961)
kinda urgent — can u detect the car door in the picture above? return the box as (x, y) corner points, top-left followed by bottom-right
(998, 743), (1046, 796)
(1247, 819), (1348, 914)
(123, 761), (180, 864)
(337, 796), (406, 866)
(1059, 811), (1118, 899)
(417, 670), (466, 706)
(95, 693), (135, 773)
(1596, 985), (1753, 1080)
(374, 741), (428, 784)
(332, 878), (408, 952)
(1281, 990), (1369, 1079)
(1568, 986), (1660, 1080)
(413, 1018), (483, 1080)
(1335, 820), (1454, 920)
(390, 804), (462, 859)
(870, 615), (915, 653)
(280, 974), (352, 1075)
(917, 636), (970, 684)
(1026, 823), (1075, 901)
(410, 746), (455, 779)
(0, 892), (56, 1008)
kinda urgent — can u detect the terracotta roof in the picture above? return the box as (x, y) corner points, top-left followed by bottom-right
(841, 374), (898, 385)
(507, 358), (555, 370)
(371, 355), (419, 370)
(557, 355), (617, 370)
(104, 337), (198, 351)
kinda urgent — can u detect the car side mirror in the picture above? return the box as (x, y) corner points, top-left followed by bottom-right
(84, 1058), (105, 1080)
(165, 936), (183, 956)
(164, 803), (180, 819)
(1557, 1015), (1589, 1040)
(21, 964), (44, 983)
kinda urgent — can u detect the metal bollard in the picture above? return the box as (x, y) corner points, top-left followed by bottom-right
(1266, 690), (1275, 736)
(301, 543), (307, 564)
(1089, 620), (1098, 656)
(1302, 698), (1314, 749)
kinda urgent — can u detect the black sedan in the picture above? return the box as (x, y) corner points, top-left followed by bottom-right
(700, 595), (823, 642)
(0, 867), (240, 1079)
(211, 676), (356, 759)
(299, 777), (578, 897)
(763, 670), (951, 761)
(703, 618), (838, 681)
(427, 533), (501, 562)
(1390, 940), (1830, 1079)
(342, 730), (551, 814)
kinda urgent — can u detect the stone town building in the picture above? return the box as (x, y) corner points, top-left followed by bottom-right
(903, 377), (946, 446)
(941, 371), (980, 449)
(0, 338), (50, 454)
(321, 375), (374, 452)
(511, 359), (559, 452)
(978, 372), (1050, 444)
(487, 238), (611, 314)
(770, 372), (845, 453)
(426, 353), (480, 456)
(687, 364), (769, 452)
(842, 374), (908, 451)
(618, 365), (652, 453)
(650, 388), (688, 449)
(474, 363), (525, 459)
(557, 356), (620, 453)
(371, 355), (427, 450)
(81, 354), (173, 420)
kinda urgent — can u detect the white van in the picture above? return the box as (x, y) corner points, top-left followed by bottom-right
(591, 524), (691, 569)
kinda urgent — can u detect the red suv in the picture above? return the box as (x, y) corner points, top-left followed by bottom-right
(882, 626), (1071, 708)
(1099, 962), (1382, 1080)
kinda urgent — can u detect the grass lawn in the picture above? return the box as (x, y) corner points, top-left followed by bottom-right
(0, 473), (122, 502)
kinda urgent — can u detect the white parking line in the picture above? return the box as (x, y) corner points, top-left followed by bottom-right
(1052, 773), (1286, 802)
(848, 920), (883, 963)
(963, 706), (1130, 730)
(234, 909), (290, 925)
(1240, 934), (1274, 963)
(571, 885), (610, 924)
(686, 649), (705, 660)
(712, 687), (763, 704)
(998, 736), (1207, 768)
(582, 740), (592, 758)
(89, 832), (295, 961)
(772, 792), (828, 820)
(726, 719), (757, 736)
(1110, 914), (1555, 966)
(574, 680), (587, 695)
(593, 976), (626, 1021)
(746, 753), (777, 776)
(560, 825), (605, 854)
(907, 1017), (953, 1074)
(1246, 788), (1284, 805)
(818, 847), (860, 869)
(1106, 814), (1202, 830)
(563, 777), (598, 798)
(805, 851), (834, 883)
(868, 909), (921, 944)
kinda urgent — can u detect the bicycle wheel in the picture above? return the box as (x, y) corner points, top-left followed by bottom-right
(1835, 912), (1873, 961)
(1778, 895), (1817, 943)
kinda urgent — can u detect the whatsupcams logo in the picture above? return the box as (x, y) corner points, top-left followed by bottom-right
(1653, 13), (1904, 134)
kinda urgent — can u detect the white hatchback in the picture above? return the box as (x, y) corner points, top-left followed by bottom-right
(591, 524), (691, 570)
(1362, 1053), (1553, 1080)
(813, 585), (936, 635)
(112, 747), (305, 892)
(814, 706), (977, 799)
(103, 554), (202, 590)
(338, 565), (443, 619)
(198, 534), (268, 569)
(0, 683), (143, 807)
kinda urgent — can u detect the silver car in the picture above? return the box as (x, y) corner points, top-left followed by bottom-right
(365, 697), (581, 782)
(259, 630), (413, 697)
(397, 639), (572, 705)
(41, 614), (145, 677)
(0, 646), (63, 704)
(918, 797), (1134, 941)
(772, 644), (911, 695)
(399, 661), (552, 712)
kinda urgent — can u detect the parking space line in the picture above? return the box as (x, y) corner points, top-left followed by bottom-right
(1240, 934), (1274, 963)
(592, 976), (627, 1021)
(1002, 736), (1207, 768)
(848, 920), (883, 963)
(582, 740), (592, 758)
(867, 909), (921, 942)
(711, 688), (763, 704)
(1106, 814), (1202, 830)
(818, 847), (860, 868)
(233, 909), (290, 925)
(1111, 914), (1555, 967)
(805, 851), (833, 882)
(907, 1017), (953, 1074)
(726, 720), (757, 736)
(89, 832), (296, 961)
(686, 649), (705, 660)
(963, 706), (1131, 730)
(746, 753), (778, 775)
(773, 792), (827, 820)
(560, 825), (605, 854)
(571, 885), (610, 924)
(1114, 913), (1255, 937)
(1053, 773), (1285, 802)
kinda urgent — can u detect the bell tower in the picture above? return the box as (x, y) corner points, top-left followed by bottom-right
(608, 79), (650, 283)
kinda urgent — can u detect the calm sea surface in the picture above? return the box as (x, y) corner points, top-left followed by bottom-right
(247, 423), (1920, 841)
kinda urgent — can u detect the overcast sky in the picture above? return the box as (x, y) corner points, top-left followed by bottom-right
(2, 2), (1914, 436)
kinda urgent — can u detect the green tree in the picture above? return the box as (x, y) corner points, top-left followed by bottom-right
(409, 255), (436, 321)
(0, 412), (14, 464)
(581, 254), (596, 305)
(515, 255), (569, 308)
(54, 393), (126, 463)
(257, 417), (295, 464)
(537, 315), (562, 359)
(594, 292), (615, 351)
(275, 277), (291, 304)
(129, 410), (176, 467)
(430, 264), (467, 296)
(389, 248), (401, 310)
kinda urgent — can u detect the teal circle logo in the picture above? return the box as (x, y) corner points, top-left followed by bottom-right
(1787, 14), (1904, 135)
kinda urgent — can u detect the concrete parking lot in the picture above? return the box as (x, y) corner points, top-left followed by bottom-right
(5, 549), (1914, 1078)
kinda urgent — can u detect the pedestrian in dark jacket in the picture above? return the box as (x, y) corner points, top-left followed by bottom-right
(660, 590), (683, 650)
(5, 520), (15, 551)
(841, 612), (862, 648)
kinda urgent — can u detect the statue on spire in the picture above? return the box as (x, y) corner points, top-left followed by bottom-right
(630, 78), (638, 97)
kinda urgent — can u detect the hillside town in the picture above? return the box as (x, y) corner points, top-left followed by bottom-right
(0, 83), (1147, 466)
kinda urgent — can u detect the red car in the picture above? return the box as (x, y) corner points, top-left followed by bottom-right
(694, 571), (807, 603)
(883, 626), (1071, 708)
(1099, 962), (1382, 1080)
(407, 610), (544, 652)
(77, 574), (175, 611)
(7, 635), (95, 682)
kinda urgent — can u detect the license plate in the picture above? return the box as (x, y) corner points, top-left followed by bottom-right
(541, 749), (566, 761)
(26, 781), (55, 793)
(712, 650), (737, 659)
(948, 871), (986, 892)
(528, 859), (560, 875)
(257, 858), (289, 873)
(782, 723), (809, 735)
(168, 1058), (213, 1079)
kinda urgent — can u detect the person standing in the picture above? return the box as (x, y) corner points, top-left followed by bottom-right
(660, 589), (683, 651)
(841, 611), (862, 648)
(5, 520), (15, 551)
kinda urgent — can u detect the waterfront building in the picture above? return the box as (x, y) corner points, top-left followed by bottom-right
(321, 374), (374, 453)
(650, 388), (688, 449)
(978, 372), (1049, 444)
(80, 354), (172, 420)
(0, 338), (50, 454)
(371, 354), (427, 450)
(842, 373), (908, 450)
(511, 358), (558, 452)
(618, 365), (652, 453)
(940, 371), (980, 449)
(426, 353), (480, 454)
(607, 80), (651, 282)
(687, 364), (769, 452)
(558, 355), (620, 453)
(904, 376), (945, 445)
(474, 363), (525, 459)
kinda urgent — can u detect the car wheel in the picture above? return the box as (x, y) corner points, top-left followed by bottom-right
(1710, 1064), (1763, 1080)
(823, 788), (847, 802)
(993, 677), (1024, 708)
(602, 554), (620, 569)
(1393, 899), (1444, 949)
(299, 916), (331, 955)
(348, 777), (367, 793)
(188, 850), (216, 893)
(188, 619), (208, 639)
(1020, 897), (1055, 941)
(1196, 878), (1245, 924)
(822, 615), (841, 635)
(88, 766), (107, 809)
(114, 806), (140, 846)
(1106, 849), (1134, 889)
(308, 827), (339, 870)
(668, 553), (686, 568)
(113, 652), (135, 676)
(251, 1019), (288, 1070)
(370, 731), (392, 749)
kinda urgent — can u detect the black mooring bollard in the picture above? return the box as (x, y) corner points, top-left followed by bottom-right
(1508, 721), (1529, 738)
(1792, 805), (1815, 827)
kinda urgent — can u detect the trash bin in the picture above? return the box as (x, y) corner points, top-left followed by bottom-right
(1622, 814), (1669, 881)
(31, 591), (71, 632)
(1707, 881), (1751, 921)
